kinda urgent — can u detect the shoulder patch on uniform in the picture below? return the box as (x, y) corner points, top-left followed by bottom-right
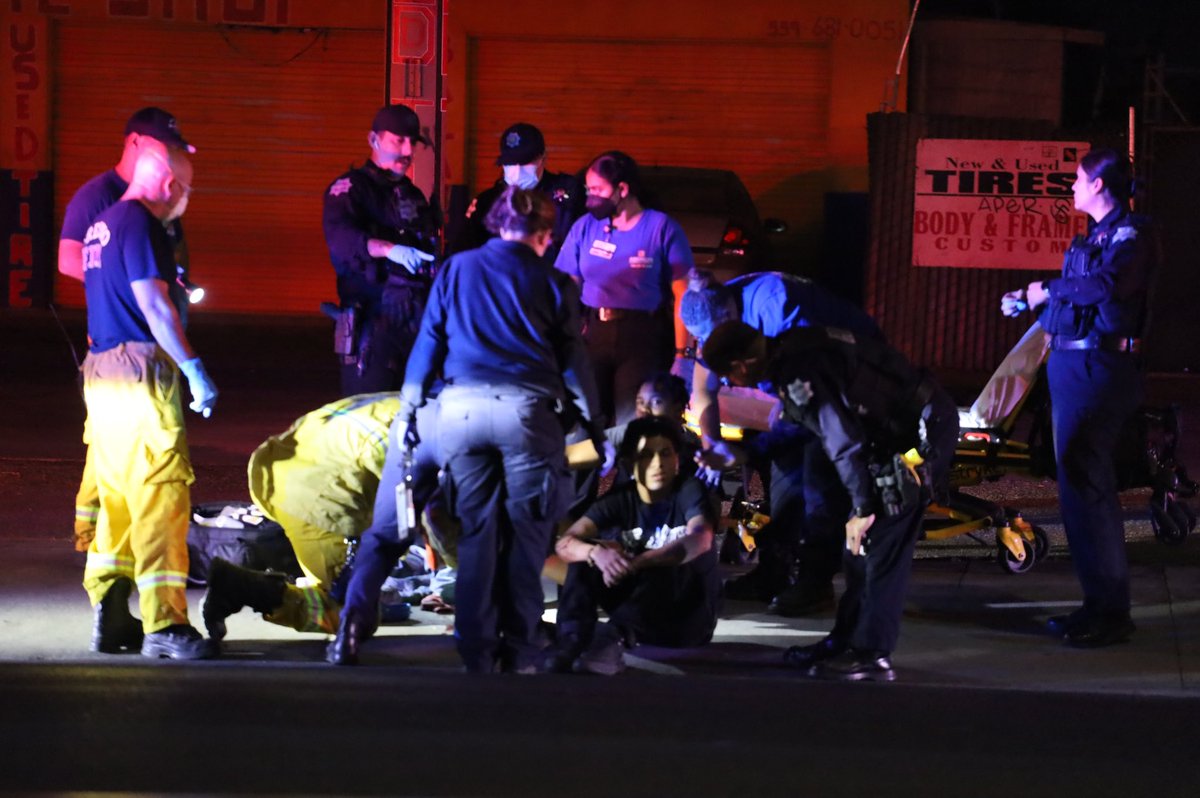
(1112, 226), (1138, 243)
(825, 327), (856, 345)
(786, 378), (814, 407)
(328, 177), (352, 197)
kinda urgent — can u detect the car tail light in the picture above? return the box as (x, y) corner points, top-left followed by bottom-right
(722, 226), (745, 246)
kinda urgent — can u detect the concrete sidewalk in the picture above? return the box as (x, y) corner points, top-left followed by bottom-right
(4, 534), (1200, 697)
(4, 308), (1200, 699)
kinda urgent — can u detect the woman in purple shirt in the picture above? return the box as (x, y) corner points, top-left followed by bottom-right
(555, 151), (694, 425)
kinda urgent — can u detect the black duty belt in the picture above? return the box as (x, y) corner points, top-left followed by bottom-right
(588, 306), (661, 322)
(1051, 334), (1142, 353)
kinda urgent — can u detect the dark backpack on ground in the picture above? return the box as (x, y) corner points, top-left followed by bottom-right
(186, 501), (303, 587)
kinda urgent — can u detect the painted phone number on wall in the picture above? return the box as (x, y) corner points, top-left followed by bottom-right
(766, 18), (902, 40)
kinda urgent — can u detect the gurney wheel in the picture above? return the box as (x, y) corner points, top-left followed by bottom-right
(997, 537), (1036, 575)
(1031, 525), (1050, 561)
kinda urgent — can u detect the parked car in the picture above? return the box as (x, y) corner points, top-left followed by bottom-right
(640, 166), (787, 282)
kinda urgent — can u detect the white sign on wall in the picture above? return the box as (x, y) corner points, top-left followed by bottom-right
(912, 138), (1091, 270)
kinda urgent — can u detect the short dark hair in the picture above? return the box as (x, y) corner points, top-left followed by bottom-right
(586, 150), (645, 201)
(679, 284), (736, 342)
(618, 415), (685, 464)
(700, 320), (760, 375)
(484, 185), (556, 237)
(641, 372), (690, 412)
(1080, 147), (1135, 205)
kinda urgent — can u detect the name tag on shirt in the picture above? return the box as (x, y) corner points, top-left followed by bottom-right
(589, 239), (616, 260)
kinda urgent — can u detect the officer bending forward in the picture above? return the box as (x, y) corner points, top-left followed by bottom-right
(699, 321), (957, 681)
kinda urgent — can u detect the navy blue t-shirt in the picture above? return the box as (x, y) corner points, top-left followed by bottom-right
(83, 200), (176, 352)
(63, 168), (188, 317)
(61, 169), (128, 244)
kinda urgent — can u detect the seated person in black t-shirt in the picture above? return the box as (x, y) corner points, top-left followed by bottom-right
(550, 415), (720, 675)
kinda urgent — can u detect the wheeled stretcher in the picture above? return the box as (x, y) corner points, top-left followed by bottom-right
(689, 321), (1197, 574)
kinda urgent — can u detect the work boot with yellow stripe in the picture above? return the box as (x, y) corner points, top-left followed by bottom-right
(202, 558), (288, 643)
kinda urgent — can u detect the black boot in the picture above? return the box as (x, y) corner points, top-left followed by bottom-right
(202, 558), (287, 642)
(91, 576), (144, 654)
(326, 614), (368, 666)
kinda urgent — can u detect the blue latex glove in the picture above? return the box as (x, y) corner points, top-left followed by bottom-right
(386, 244), (435, 274)
(597, 439), (617, 478)
(178, 357), (218, 418)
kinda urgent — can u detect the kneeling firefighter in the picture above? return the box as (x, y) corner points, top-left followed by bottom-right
(202, 394), (449, 646)
(699, 321), (958, 681)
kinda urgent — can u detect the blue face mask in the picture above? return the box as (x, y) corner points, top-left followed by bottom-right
(503, 164), (540, 189)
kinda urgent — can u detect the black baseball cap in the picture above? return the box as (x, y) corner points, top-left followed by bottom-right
(371, 103), (431, 145)
(496, 122), (545, 166)
(125, 107), (195, 154)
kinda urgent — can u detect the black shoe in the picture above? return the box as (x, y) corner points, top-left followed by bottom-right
(1046, 607), (1090, 637)
(783, 636), (845, 670)
(326, 615), (367, 666)
(91, 576), (144, 654)
(574, 624), (627, 676)
(141, 624), (214, 660)
(768, 581), (836, 617)
(202, 558), (288, 642)
(808, 649), (896, 682)
(1064, 615), (1136, 648)
(544, 634), (586, 674)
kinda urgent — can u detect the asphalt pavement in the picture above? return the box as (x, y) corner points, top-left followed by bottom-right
(3, 307), (1200, 795)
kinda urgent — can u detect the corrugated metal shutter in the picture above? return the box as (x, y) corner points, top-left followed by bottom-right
(52, 19), (384, 314)
(466, 38), (830, 236)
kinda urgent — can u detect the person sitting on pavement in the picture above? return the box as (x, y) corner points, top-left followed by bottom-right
(551, 415), (720, 675)
(203, 394), (450, 647)
(698, 321), (956, 682)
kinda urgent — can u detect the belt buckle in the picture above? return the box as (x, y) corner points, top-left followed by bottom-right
(598, 307), (616, 322)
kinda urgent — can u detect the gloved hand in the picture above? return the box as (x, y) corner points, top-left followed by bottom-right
(694, 440), (740, 473)
(670, 354), (692, 381)
(1000, 290), (1028, 317)
(597, 438), (618, 478)
(695, 464), (724, 489)
(385, 244), (435, 275)
(178, 357), (217, 418)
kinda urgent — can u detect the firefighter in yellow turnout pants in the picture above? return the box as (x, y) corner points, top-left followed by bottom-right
(204, 393), (440, 643)
(81, 145), (217, 660)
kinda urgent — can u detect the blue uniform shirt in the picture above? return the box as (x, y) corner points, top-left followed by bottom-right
(63, 168), (188, 315)
(1039, 206), (1151, 340)
(401, 238), (605, 431)
(61, 169), (128, 244)
(83, 200), (176, 353)
(732, 272), (882, 340)
(554, 208), (693, 311)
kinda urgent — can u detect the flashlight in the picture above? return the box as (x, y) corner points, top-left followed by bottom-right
(176, 267), (205, 304)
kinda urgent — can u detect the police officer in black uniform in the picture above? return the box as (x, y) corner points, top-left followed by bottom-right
(451, 122), (583, 263)
(1001, 148), (1152, 648)
(700, 321), (957, 681)
(323, 103), (442, 396)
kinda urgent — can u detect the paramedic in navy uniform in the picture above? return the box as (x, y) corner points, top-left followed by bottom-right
(328, 186), (609, 672)
(555, 151), (694, 425)
(680, 271), (882, 615)
(323, 103), (441, 396)
(1001, 148), (1152, 648)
